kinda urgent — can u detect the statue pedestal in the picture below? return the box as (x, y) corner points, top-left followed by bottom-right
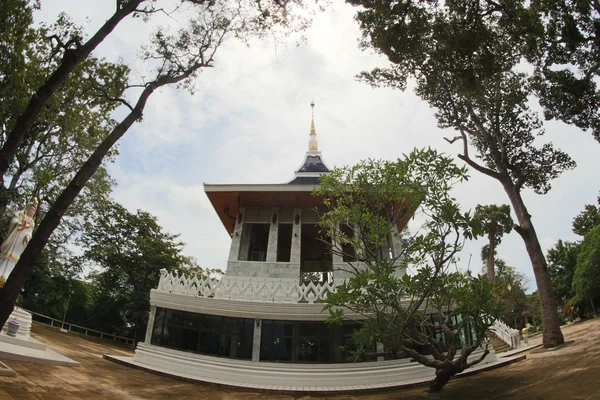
(1, 307), (32, 339)
(0, 306), (79, 366)
(0, 307), (44, 350)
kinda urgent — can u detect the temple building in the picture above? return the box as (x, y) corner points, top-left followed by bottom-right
(111, 104), (499, 391)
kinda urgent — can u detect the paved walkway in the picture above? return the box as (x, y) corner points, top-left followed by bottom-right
(0, 319), (599, 399)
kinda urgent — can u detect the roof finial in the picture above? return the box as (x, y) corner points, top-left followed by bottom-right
(309, 101), (318, 152)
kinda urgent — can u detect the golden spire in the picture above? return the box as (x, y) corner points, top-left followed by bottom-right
(309, 101), (318, 151)
(310, 101), (316, 135)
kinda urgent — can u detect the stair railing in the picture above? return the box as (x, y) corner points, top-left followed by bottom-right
(490, 319), (520, 349)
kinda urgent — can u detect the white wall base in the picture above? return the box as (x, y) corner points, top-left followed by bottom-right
(126, 343), (497, 391)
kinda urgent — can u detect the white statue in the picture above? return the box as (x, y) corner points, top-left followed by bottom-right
(0, 199), (38, 288)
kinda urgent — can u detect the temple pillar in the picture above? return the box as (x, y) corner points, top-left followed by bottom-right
(228, 207), (245, 262)
(390, 223), (404, 264)
(252, 319), (262, 362)
(266, 208), (279, 262)
(145, 305), (157, 344)
(331, 223), (343, 264)
(377, 342), (385, 361)
(290, 208), (302, 264)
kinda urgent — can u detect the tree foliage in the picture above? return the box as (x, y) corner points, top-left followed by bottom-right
(317, 148), (502, 392)
(547, 194), (600, 318)
(347, 0), (568, 347)
(0, 2), (128, 276)
(1, 12), (127, 206)
(521, 1), (600, 142)
(547, 239), (580, 304)
(474, 204), (513, 282)
(19, 200), (213, 339)
(572, 192), (600, 236)
(78, 201), (195, 340)
(493, 261), (529, 328)
(573, 224), (600, 316)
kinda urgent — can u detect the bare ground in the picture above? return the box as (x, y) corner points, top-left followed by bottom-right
(1, 319), (599, 399)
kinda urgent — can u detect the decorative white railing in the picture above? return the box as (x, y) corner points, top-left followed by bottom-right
(156, 269), (336, 304)
(491, 319), (520, 349)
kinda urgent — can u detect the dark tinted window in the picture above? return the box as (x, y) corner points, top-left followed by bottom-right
(151, 308), (254, 360)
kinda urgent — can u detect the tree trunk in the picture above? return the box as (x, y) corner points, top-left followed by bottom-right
(0, 83), (151, 328)
(591, 297), (597, 318)
(0, 65), (203, 327)
(429, 367), (456, 392)
(501, 179), (564, 347)
(487, 228), (496, 283)
(0, 1), (141, 182)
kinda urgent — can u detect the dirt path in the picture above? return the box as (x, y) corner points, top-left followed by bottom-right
(0, 319), (599, 399)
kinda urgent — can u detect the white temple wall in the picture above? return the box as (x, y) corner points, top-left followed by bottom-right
(225, 261), (299, 279)
(226, 205), (406, 281)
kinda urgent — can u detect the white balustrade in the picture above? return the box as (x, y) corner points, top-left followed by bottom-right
(157, 269), (336, 304)
(491, 319), (521, 349)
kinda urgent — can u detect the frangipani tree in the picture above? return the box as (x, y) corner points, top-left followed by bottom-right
(317, 148), (502, 392)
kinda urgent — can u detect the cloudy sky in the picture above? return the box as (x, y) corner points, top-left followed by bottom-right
(36, 0), (600, 292)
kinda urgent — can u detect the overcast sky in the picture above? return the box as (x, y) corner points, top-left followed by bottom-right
(35, 0), (600, 292)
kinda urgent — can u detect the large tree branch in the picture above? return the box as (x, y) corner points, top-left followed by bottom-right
(457, 153), (499, 180)
(437, 75), (500, 180)
(0, 0), (144, 183)
(0, 58), (212, 327)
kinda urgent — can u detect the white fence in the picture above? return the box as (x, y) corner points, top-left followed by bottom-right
(30, 311), (135, 346)
(157, 269), (335, 304)
(491, 319), (521, 349)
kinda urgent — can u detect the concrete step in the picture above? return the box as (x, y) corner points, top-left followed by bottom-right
(487, 332), (513, 354)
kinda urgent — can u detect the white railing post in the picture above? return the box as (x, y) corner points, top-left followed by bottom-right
(491, 319), (520, 349)
(158, 268), (168, 290)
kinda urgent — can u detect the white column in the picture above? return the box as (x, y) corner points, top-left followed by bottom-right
(145, 305), (157, 344)
(290, 208), (302, 264)
(266, 208), (279, 262)
(377, 342), (385, 361)
(252, 319), (262, 362)
(331, 223), (344, 265)
(390, 223), (404, 263)
(390, 223), (405, 277)
(228, 207), (245, 262)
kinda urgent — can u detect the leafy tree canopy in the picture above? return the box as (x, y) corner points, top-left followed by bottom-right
(0, 2), (128, 263)
(78, 201), (198, 340)
(572, 193), (600, 236)
(351, 0), (575, 194)
(474, 205), (513, 245)
(474, 204), (513, 282)
(573, 224), (600, 315)
(547, 239), (580, 303)
(523, 0), (600, 142)
(493, 261), (530, 327)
